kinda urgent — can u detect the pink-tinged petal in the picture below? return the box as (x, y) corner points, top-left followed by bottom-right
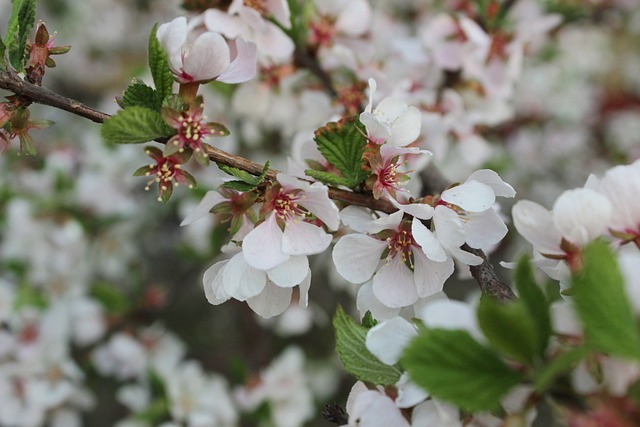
(183, 32), (231, 82)
(411, 219), (446, 262)
(243, 214), (289, 270)
(180, 191), (226, 226)
(257, 22), (295, 61)
(365, 317), (418, 365)
(413, 249), (454, 298)
(222, 252), (267, 300)
(298, 183), (340, 230)
(356, 281), (401, 321)
(203, 261), (230, 305)
(372, 257), (418, 308)
(333, 235), (387, 284)
(512, 200), (563, 255)
(217, 38), (257, 84)
(349, 391), (411, 427)
(246, 281), (292, 318)
(467, 169), (516, 198)
(464, 209), (508, 248)
(368, 210), (403, 234)
(203, 9), (244, 38)
(157, 17), (188, 58)
(360, 112), (392, 142)
(265, 0), (291, 29)
(335, 0), (371, 36)
(389, 106), (422, 147)
(380, 144), (428, 161)
(267, 255), (309, 288)
(298, 272), (311, 308)
(552, 188), (612, 246)
(420, 300), (484, 342)
(441, 180), (495, 212)
(282, 220), (332, 255)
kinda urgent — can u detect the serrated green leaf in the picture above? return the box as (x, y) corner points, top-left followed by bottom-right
(222, 180), (257, 192)
(101, 107), (173, 144)
(305, 169), (352, 187)
(148, 23), (174, 102)
(333, 306), (402, 385)
(572, 240), (640, 359)
(122, 80), (161, 111)
(5, 0), (37, 71)
(515, 257), (551, 358)
(478, 297), (539, 366)
(534, 346), (588, 392)
(90, 282), (130, 314)
(402, 328), (524, 412)
(314, 116), (368, 189)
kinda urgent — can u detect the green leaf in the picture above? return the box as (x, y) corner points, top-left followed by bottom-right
(401, 328), (524, 412)
(90, 282), (130, 314)
(5, 0), (37, 71)
(122, 79), (161, 111)
(572, 240), (640, 359)
(148, 23), (174, 102)
(534, 346), (589, 392)
(14, 281), (47, 309)
(333, 306), (402, 386)
(101, 107), (173, 144)
(0, 37), (6, 70)
(362, 311), (378, 329)
(515, 257), (552, 358)
(218, 161), (270, 191)
(314, 116), (368, 189)
(477, 297), (539, 366)
(222, 180), (258, 192)
(305, 169), (353, 188)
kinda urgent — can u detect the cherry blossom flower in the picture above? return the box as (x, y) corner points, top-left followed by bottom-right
(333, 211), (454, 309)
(359, 79), (422, 147)
(367, 145), (431, 201)
(134, 146), (196, 203)
(157, 16), (257, 84)
(310, 0), (372, 47)
(242, 174), (339, 271)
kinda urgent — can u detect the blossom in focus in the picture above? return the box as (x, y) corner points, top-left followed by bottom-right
(367, 144), (431, 201)
(157, 16), (257, 84)
(134, 146), (196, 203)
(360, 79), (422, 147)
(162, 96), (230, 165)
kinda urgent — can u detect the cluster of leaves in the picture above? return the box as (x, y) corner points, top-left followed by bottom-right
(333, 240), (640, 414)
(1, 0), (37, 71)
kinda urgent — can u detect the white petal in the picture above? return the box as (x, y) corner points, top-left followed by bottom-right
(298, 272), (312, 308)
(223, 253), (266, 300)
(350, 391), (411, 427)
(467, 169), (515, 198)
(203, 9), (244, 38)
(365, 317), (418, 365)
(180, 191), (226, 226)
(411, 219), (446, 262)
(243, 215), (289, 270)
(413, 249), (454, 298)
(299, 183), (340, 230)
(395, 373), (429, 408)
(389, 106), (422, 147)
(335, 0), (371, 36)
(512, 200), (563, 255)
(246, 281), (292, 318)
(360, 112), (392, 142)
(552, 188), (612, 245)
(157, 17), (188, 59)
(256, 22), (295, 61)
(333, 235), (386, 284)
(368, 210), (403, 234)
(203, 261), (230, 305)
(339, 206), (378, 233)
(183, 32), (231, 81)
(217, 38), (257, 84)
(372, 257), (418, 308)
(441, 180), (495, 212)
(420, 300), (483, 342)
(391, 198), (434, 220)
(267, 255), (309, 287)
(464, 209), (508, 248)
(282, 220), (332, 255)
(265, 0), (291, 28)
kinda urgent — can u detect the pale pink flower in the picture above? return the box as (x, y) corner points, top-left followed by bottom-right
(157, 16), (257, 84)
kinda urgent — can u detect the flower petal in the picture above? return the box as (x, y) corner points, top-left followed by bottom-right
(299, 183), (340, 230)
(180, 191), (226, 226)
(222, 252), (267, 300)
(217, 38), (257, 84)
(413, 249), (454, 298)
(411, 219), (447, 262)
(372, 257), (418, 308)
(267, 255), (309, 288)
(203, 260), (230, 305)
(467, 169), (515, 198)
(246, 281), (292, 318)
(183, 32), (231, 82)
(333, 234), (386, 284)
(389, 106), (421, 147)
(356, 281), (401, 321)
(552, 188), (612, 245)
(512, 200), (563, 255)
(282, 220), (332, 255)
(365, 317), (418, 365)
(243, 215), (289, 270)
(441, 180), (495, 212)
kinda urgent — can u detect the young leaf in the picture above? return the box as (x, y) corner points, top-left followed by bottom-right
(148, 23), (174, 102)
(314, 116), (368, 189)
(515, 257), (552, 357)
(477, 297), (539, 366)
(0, 37), (6, 70)
(333, 306), (402, 386)
(218, 161), (270, 191)
(534, 346), (589, 392)
(101, 107), (173, 144)
(122, 80), (162, 111)
(572, 240), (640, 360)
(305, 169), (353, 188)
(5, 0), (37, 71)
(401, 328), (524, 412)
(222, 180), (258, 192)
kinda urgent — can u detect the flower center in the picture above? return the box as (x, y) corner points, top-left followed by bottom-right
(309, 16), (335, 46)
(273, 189), (306, 223)
(386, 223), (416, 269)
(178, 114), (203, 146)
(244, 0), (266, 15)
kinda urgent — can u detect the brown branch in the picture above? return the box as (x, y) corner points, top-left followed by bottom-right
(0, 70), (513, 299)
